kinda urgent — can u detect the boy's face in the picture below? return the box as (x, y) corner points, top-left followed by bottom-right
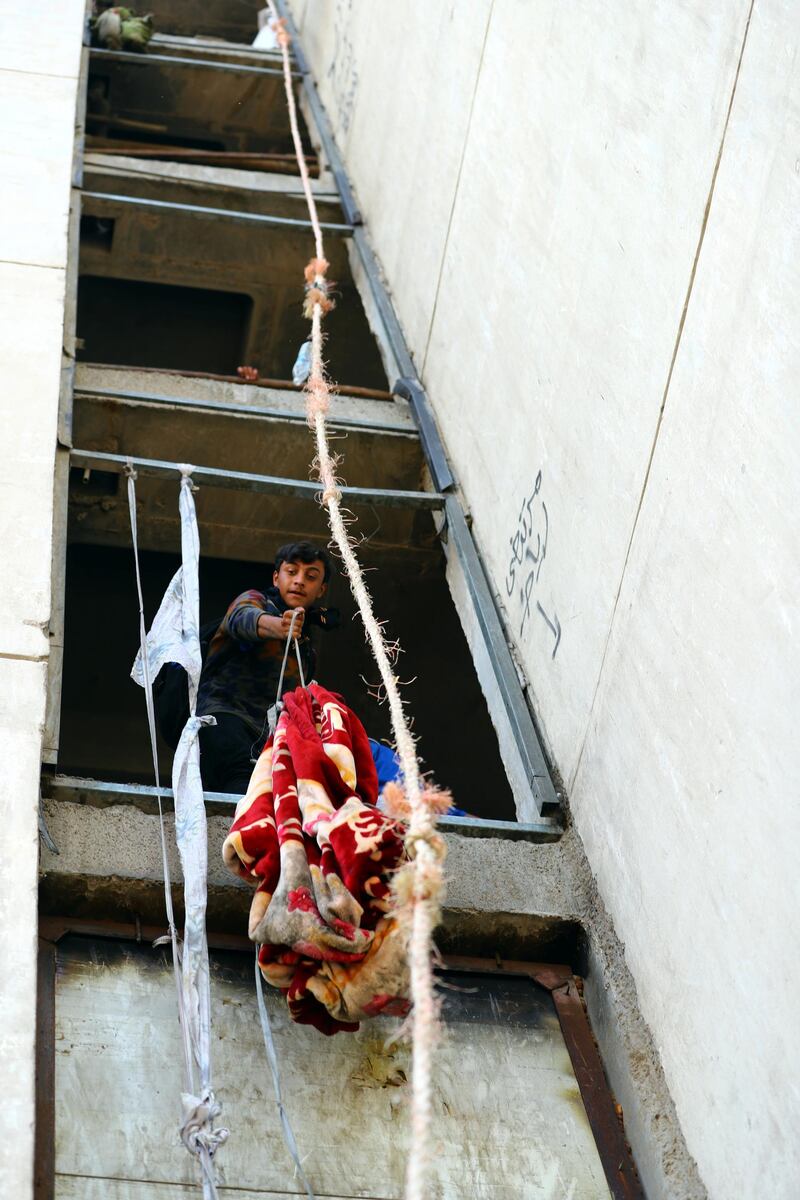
(273, 558), (328, 608)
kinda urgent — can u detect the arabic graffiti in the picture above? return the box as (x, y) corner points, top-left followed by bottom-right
(504, 472), (561, 658)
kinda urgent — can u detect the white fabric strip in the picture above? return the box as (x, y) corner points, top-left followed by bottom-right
(129, 466), (228, 1199)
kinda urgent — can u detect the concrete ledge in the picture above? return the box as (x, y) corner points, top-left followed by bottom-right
(39, 798), (578, 952)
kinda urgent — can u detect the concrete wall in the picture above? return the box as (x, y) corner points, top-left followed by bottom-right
(0, 2), (87, 1194)
(290, 2), (799, 1196)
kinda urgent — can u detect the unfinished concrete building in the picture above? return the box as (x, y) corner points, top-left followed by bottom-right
(1, 2), (797, 1198)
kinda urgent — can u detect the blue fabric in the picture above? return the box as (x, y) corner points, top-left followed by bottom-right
(369, 739), (401, 789)
(369, 739), (471, 817)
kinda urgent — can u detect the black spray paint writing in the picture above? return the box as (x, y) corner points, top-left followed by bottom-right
(504, 472), (561, 658)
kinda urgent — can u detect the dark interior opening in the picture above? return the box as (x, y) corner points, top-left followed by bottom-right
(80, 215), (115, 252)
(76, 272), (388, 389)
(77, 277), (253, 375)
(145, 0), (265, 46)
(58, 542), (516, 821)
(85, 60), (314, 159)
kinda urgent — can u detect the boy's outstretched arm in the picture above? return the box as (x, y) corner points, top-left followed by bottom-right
(257, 608), (305, 640)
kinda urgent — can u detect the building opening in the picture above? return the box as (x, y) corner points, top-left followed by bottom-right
(76, 207), (388, 387)
(58, 536), (515, 821)
(77, 277), (253, 376)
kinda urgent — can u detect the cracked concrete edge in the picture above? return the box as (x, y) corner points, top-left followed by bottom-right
(576, 857), (708, 1200)
(39, 799), (589, 916)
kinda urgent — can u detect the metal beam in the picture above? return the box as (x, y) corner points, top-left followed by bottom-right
(394, 377), (455, 492)
(44, 775), (562, 842)
(75, 385), (415, 436)
(89, 47), (297, 79)
(549, 981), (647, 1199)
(81, 189), (353, 236)
(69, 448), (444, 510)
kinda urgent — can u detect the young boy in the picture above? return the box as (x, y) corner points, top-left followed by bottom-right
(197, 540), (336, 795)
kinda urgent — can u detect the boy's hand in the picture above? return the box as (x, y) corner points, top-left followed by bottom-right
(256, 611), (304, 640)
(281, 607), (305, 639)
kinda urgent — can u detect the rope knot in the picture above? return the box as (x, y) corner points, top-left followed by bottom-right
(381, 780), (453, 822)
(321, 485), (342, 506)
(269, 16), (291, 48)
(177, 464), (199, 492)
(303, 285), (334, 319)
(180, 1091), (230, 1161)
(304, 257), (329, 284)
(303, 258), (334, 318)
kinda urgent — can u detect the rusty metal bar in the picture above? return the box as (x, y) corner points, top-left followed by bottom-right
(85, 141), (317, 174)
(550, 980), (645, 1200)
(39, 915), (252, 954)
(34, 939), (56, 1200)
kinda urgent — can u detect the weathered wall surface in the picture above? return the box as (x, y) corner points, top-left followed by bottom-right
(291, 2), (798, 1197)
(0, 3), (86, 1194)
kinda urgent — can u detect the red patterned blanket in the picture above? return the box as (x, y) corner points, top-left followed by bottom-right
(222, 684), (410, 1034)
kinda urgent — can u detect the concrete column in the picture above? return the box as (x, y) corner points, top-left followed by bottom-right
(0, 5), (87, 1194)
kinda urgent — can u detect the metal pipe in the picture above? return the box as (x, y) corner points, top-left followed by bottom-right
(69, 448), (445, 510)
(89, 47), (298, 79)
(81, 190), (353, 235)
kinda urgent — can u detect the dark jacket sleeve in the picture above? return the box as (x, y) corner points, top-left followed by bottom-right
(220, 590), (277, 644)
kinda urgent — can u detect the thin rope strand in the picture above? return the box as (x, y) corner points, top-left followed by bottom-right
(266, 11), (444, 1198)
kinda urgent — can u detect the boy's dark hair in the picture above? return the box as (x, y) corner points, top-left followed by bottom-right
(274, 540), (333, 583)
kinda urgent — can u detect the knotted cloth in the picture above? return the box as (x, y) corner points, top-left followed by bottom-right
(223, 684), (409, 1035)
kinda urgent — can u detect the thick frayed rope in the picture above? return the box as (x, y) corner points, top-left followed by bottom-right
(267, 6), (445, 1197)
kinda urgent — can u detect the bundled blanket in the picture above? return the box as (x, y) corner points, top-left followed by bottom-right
(223, 684), (410, 1034)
